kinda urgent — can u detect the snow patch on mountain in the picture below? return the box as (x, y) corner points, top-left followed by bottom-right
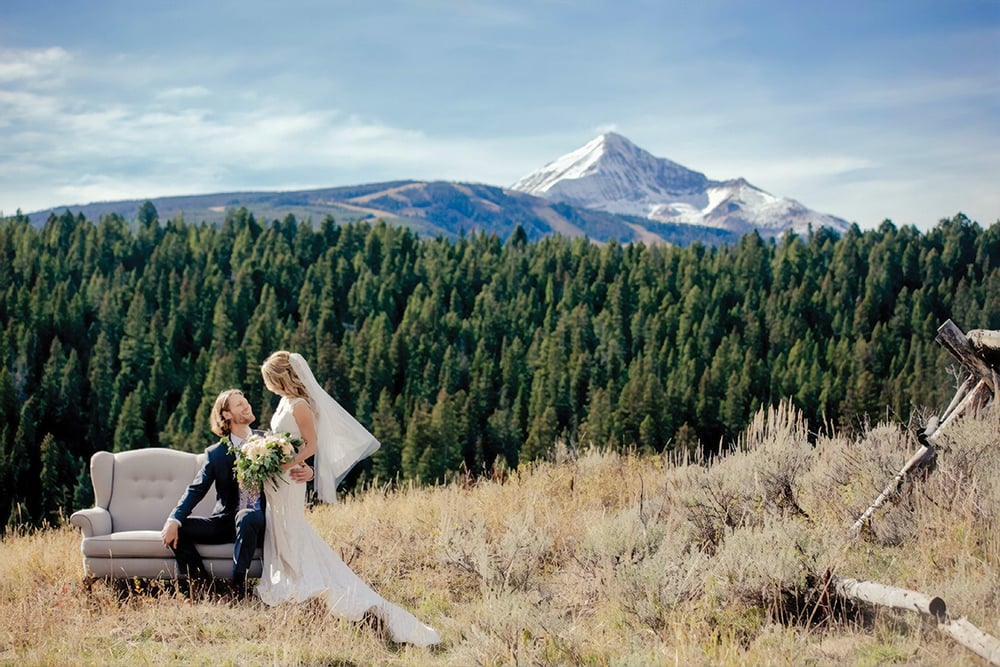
(511, 133), (848, 237)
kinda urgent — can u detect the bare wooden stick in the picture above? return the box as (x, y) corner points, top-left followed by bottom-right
(851, 438), (936, 533)
(830, 575), (946, 619)
(937, 375), (975, 429)
(930, 379), (990, 440)
(938, 617), (1000, 666)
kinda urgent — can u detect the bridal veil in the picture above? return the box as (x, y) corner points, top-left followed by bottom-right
(288, 352), (380, 501)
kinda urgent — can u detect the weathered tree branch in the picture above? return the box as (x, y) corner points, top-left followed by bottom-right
(938, 617), (1000, 666)
(850, 438), (936, 533)
(938, 375), (976, 427)
(839, 322), (1000, 663)
(829, 574), (1000, 666)
(936, 319), (996, 392)
(830, 575), (946, 619)
(929, 379), (991, 440)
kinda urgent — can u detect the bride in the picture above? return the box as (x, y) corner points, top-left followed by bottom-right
(257, 350), (441, 647)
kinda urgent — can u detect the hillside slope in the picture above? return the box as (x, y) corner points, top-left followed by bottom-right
(4, 406), (997, 666)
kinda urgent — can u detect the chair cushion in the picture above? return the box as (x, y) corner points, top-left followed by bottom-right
(82, 530), (261, 560)
(82, 530), (175, 558)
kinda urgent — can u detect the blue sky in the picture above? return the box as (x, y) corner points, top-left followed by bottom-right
(1, 0), (997, 230)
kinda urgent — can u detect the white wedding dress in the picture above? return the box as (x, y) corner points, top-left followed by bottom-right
(257, 397), (441, 647)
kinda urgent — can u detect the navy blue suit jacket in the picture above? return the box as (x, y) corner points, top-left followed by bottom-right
(170, 431), (263, 523)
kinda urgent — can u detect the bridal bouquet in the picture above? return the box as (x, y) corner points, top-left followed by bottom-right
(231, 432), (302, 491)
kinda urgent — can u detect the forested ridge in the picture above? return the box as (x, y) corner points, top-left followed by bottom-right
(1, 204), (998, 530)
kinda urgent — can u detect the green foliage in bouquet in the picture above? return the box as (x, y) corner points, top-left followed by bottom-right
(229, 432), (302, 491)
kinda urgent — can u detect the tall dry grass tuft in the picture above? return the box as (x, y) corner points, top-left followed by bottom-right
(2, 404), (998, 666)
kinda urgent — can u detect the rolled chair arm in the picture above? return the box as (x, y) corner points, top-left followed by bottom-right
(70, 508), (112, 537)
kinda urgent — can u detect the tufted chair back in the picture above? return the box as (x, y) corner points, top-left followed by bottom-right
(91, 449), (216, 532)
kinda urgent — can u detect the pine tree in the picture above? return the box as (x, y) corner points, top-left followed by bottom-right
(38, 433), (73, 524)
(370, 389), (403, 483)
(72, 459), (94, 511)
(113, 382), (148, 452)
(401, 402), (434, 482)
(522, 405), (559, 462)
(580, 386), (615, 449)
(425, 388), (465, 483)
(2, 207), (1000, 503)
(11, 398), (38, 522)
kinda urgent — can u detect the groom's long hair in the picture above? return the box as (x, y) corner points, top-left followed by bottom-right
(210, 388), (245, 437)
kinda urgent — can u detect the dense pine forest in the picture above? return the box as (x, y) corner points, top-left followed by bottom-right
(1, 204), (998, 530)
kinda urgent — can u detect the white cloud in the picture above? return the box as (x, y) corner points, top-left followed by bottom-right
(708, 156), (880, 189)
(0, 63), (531, 213)
(156, 85), (212, 100)
(0, 46), (71, 85)
(0, 89), (65, 125)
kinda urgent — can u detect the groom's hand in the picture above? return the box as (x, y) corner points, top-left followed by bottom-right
(161, 519), (179, 548)
(289, 464), (313, 484)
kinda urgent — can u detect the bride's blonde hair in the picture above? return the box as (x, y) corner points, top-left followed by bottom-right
(261, 351), (312, 405)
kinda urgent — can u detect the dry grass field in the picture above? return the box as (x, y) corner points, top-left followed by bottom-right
(2, 402), (998, 666)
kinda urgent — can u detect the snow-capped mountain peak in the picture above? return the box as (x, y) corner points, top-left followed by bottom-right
(510, 134), (848, 237)
(511, 132), (707, 203)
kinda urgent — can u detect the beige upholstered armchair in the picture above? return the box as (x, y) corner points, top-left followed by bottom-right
(70, 448), (262, 580)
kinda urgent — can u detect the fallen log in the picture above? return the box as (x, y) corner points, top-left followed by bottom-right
(829, 574), (1000, 666)
(829, 575), (946, 619)
(938, 617), (1000, 666)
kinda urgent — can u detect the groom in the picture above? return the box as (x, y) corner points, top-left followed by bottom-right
(160, 388), (312, 596)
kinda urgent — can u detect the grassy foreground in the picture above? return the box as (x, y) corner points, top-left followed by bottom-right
(2, 403), (998, 666)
